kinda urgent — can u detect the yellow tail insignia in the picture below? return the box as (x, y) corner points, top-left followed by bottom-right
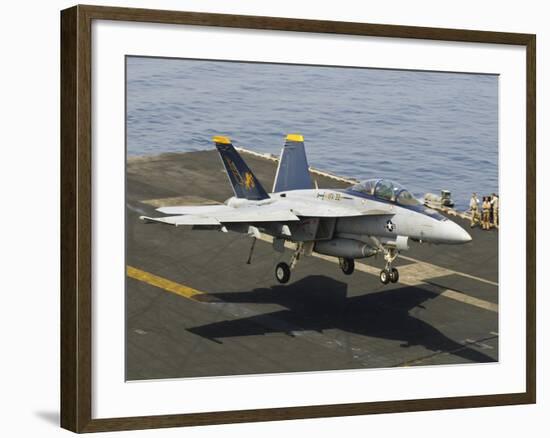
(244, 172), (255, 189)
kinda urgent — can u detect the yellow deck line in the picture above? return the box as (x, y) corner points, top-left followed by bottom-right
(128, 234), (497, 313)
(126, 265), (205, 301)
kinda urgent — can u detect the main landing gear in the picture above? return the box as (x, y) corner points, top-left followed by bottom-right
(275, 262), (291, 284)
(339, 257), (355, 275)
(274, 242), (305, 284)
(271, 240), (400, 286)
(379, 246), (399, 285)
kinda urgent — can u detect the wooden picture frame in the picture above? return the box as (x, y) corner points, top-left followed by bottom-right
(60, 4), (536, 433)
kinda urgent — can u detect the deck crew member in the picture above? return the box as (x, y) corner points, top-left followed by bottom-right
(469, 192), (479, 228)
(482, 196), (491, 230)
(491, 193), (499, 228)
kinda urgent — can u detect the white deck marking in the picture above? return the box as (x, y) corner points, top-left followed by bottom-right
(464, 338), (495, 350)
(399, 254), (498, 287)
(440, 290), (498, 313)
(258, 233), (498, 313)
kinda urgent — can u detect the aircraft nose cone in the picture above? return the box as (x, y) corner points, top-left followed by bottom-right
(446, 221), (472, 244)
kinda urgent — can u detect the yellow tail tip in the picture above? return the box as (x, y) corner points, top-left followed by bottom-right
(286, 133), (304, 142)
(212, 135), (232, 144)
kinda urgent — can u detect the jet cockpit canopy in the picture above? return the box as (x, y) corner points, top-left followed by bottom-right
(350, 178), (421, 206)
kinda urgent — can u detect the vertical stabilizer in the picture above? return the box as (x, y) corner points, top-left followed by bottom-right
(212, 136), (269, 200)
(272, 134), (313, 192)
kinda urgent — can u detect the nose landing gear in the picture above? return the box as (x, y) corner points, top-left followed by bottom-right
(378, 246), (399, 285)
(380, 267), (399, 284)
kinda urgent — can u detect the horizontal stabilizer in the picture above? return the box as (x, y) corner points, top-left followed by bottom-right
(142, 202), (301, 226)
(273, 134), (313, 193)
(157, 204), (228, 215)
(140, 215), (220, 226)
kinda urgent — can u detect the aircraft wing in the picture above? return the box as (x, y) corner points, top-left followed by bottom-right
(290, 201), (394, 218)
(141, 203), (300, 226)
(141, 196), (394, 227)
(157, 204), (230, 215)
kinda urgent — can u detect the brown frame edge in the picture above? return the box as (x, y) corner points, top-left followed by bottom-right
(60, 4), (536, 433)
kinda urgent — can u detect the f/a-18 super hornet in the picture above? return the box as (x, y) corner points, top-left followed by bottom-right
(141, 134), (472, 285)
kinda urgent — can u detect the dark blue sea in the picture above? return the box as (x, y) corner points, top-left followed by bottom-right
(126, 57), (498, 210)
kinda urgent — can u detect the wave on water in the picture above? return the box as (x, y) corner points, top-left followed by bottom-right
(126, 58), (498, 210)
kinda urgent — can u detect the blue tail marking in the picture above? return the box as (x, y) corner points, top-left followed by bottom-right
(212, 136), (269, 201)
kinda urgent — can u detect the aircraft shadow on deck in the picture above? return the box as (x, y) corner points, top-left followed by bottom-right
(188, 276), (496, 365)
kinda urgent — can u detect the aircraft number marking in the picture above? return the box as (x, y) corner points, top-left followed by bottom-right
(316, 192), (341, 201)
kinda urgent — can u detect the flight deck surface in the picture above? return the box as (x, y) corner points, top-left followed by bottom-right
(126, 150), (498, 380)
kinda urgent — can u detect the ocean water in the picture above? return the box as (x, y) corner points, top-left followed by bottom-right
(126, 57), (498, 210)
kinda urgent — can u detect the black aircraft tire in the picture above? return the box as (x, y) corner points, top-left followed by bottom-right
(379, 269), (390, 285)
(275, 262), (291, 284)
(341, 258), (355, 275)
(390, 268), (399, 283)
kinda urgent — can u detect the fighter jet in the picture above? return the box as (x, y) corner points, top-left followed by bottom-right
(141, 134), (472, 285)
